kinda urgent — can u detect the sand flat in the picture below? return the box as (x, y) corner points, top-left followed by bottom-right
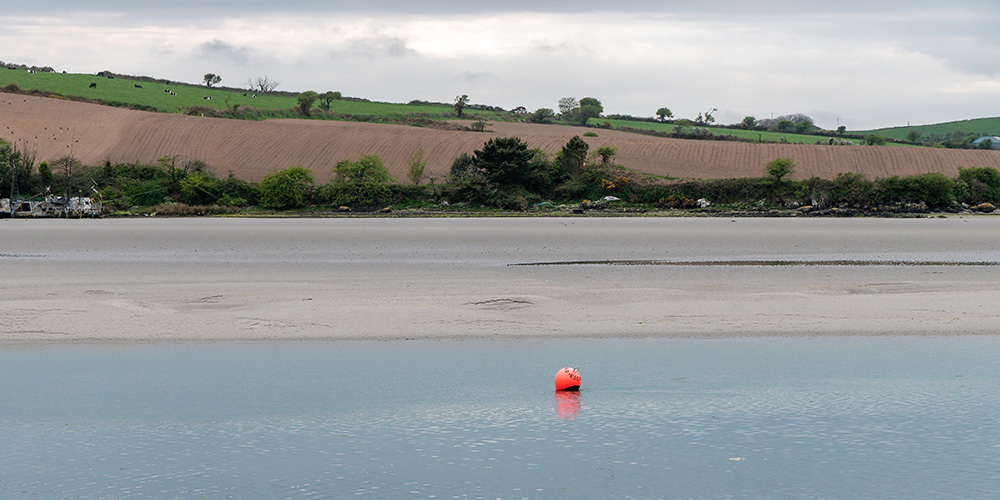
(2, 217), (999, 343)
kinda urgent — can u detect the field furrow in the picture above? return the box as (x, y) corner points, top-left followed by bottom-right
(4, 94), (1000, 185)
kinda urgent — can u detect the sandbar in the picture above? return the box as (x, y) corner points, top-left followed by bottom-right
(2, 217), (999, 343)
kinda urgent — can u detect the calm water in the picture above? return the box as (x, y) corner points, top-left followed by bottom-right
(3, 337), (1000, 499)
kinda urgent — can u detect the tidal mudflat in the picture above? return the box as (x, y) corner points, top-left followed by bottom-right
(2, 216), (1000, 342)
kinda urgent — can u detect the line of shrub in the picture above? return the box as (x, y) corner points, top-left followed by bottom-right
(4, 136), (1000, 214)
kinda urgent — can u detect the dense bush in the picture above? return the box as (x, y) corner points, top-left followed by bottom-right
(874, 173), (954, 208)
(829, 172), (877, 207)
(258, 166), (314, 209)
(956, 167), (1000, 204)
(318, 155), (394, 207)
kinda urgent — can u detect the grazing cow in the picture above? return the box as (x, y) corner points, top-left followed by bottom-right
(203, 96), (212, 100)
(134, 84), (142, 89)
(89, 82), (97, 88)
(252, 94), (257, 98)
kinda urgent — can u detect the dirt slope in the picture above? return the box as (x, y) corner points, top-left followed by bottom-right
(4, 93), (1000, 184)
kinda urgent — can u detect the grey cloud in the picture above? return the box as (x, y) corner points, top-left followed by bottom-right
(331, 35), (418, 59)
(198, 39), (253, 65)
(457, 70), (492, 83)
(531, 40), (579, 55)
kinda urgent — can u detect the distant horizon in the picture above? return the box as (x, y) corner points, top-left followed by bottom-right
(3, 1), (999, 130)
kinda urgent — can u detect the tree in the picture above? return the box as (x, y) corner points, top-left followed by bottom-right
(247, 75), (280, 92)
(179, 171), (218, 205)
(454, 94), (469, 118)
(297, 91), (318, 115)
(259, 166), (314, 209)
(766, 157), (795, 182)
(776, 120), (795, 132)
(446, 152), (487, 204)
(329, 155), (394, 206)
(656, 107), (673, 122)
(203, 73), (221, 87)
(794, 117), (815, 134)
(474, 137), (535, 189)
(595, 145), (618, 165)
(558, 97), (579, 117)
(554, 136), (589, 179)
(0, 140), (32, 198)
(407, 147), (427, 186)
(863, 134), (887, 146)
(837, 125), (847, 135)
(528, 108), (555, 124)
(673, 118), (692, 136)
(701, 107), (717, 125)
(906, 130), (922, 144)
(576, 97), (604, 125)
(37, 161), (55, 189)
(318, 91), (342, 111)
(742, 116), (757, 130)
(957, 166), (1000, 203)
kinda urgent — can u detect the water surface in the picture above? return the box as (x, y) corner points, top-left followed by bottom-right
(3, 337), (999, 499)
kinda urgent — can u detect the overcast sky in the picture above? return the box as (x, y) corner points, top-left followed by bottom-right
(3, 1), (999, 129)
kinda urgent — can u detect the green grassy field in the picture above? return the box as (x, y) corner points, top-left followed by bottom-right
(0, 69), (508, 120)
(6, 68), (998, 146)
(855, 117), (1000, 141)
(597, 118), (859, 145)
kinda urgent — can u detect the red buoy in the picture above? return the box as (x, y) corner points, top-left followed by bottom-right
(554, 367), (581, 391)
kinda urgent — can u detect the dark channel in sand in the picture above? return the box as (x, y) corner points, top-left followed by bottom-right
(511, 259), (1000, 267)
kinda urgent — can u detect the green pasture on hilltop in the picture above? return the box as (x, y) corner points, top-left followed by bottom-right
(856, 117), (1000, 142)
(0, 69), (509, 120)
(597, 118), (859, 145)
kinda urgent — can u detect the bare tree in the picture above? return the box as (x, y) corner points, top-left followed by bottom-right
(558, 97), (578, 117)
(247, 75), (280, 92)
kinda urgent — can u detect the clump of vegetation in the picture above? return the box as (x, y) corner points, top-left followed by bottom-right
(657, 195), (698, 209)
(318, 155), (394, 207)
(258, 166), (314, 210)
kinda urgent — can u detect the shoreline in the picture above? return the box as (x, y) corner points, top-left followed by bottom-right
(5, 328), (1000, 347)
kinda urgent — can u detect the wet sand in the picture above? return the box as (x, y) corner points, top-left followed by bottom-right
(2, 217), (999, 343)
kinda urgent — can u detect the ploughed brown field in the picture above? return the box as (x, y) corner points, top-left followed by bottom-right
(4, 92), (1000, 184)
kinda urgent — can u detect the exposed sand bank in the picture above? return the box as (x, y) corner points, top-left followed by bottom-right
(2, 217), (999, 343)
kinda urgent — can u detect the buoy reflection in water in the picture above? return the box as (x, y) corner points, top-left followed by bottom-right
(554, 390), (581, 420)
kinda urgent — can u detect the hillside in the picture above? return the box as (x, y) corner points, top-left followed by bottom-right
(5, 93), (1000, 185)
(856, 117), (1000, 142)
(0, 69), (506, 120)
